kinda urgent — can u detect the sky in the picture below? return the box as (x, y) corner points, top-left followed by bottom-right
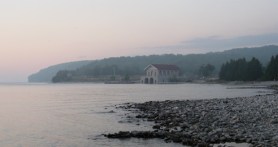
(0, 0), (278, 82)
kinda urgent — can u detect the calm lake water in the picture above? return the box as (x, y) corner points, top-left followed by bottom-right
(0, 83), (273, 147)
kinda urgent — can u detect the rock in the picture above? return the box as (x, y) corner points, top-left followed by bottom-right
(108, 110), (115, 113)
(136, 115), (142, 118)
(104, 93), (278, 146)
(271, 118), (278, 124)
(105, 131), (131, 138)
(272, 135), (278, 140)
(153, 125), (161, 129)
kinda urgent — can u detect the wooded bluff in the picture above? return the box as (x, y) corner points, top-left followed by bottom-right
(28, 45), (278, 83)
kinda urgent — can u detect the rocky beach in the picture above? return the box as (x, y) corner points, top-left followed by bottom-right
(105, 91), (278, 147)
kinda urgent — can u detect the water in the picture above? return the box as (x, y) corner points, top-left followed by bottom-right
(0, 83), (272, 147)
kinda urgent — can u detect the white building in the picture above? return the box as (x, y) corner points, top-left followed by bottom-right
(141, 64), (180, 84)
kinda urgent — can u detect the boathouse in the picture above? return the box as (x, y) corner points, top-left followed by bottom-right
(141, 64), (180, 84)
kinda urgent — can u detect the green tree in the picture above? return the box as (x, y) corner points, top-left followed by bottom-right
(219, 62), (228, 80)
(264, 55), (278, 80)
(199, 64), (215, 78)
(235, 58), (247, 81)
(246, 57), (263, 81)
(219, 57), (263, 81)
(52, 70), (72, 83)
(124, 74), (130, 81)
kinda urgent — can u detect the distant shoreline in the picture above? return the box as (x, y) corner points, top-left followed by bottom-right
(31, 80), (278, 86)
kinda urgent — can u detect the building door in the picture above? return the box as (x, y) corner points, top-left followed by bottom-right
(150, 78), (154, 84)
(144, 78), (148, 84)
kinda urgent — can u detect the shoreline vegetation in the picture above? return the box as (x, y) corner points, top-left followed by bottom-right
(30, 45), (277, 83)
(104, 84), (278, 147)
(49, 53), (278, 84)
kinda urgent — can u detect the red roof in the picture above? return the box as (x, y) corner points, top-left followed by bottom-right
(145, 64), (180, 71)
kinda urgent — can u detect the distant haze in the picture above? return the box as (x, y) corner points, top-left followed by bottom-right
(0, 0), (278, 82)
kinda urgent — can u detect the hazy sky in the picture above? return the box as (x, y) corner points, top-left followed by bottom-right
(0, 0), (278, 82)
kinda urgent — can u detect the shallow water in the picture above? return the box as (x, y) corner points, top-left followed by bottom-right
(0, 83), (272, 147)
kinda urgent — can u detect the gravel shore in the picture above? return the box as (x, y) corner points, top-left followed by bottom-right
(105, 93), (278, 147)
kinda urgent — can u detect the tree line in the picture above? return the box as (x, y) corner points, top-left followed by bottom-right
(50, 45), (278, 83)
(219, 55), (278, 81)
(52, 55), (278, 83)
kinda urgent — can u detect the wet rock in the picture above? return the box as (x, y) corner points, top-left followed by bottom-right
(108, 110), (115, 113)
(105, 131), (131, 138)
(270, 118), (278, 124)
(152, 125), (161, 129)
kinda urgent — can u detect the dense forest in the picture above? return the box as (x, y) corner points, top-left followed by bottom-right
(52, 46), (278, 83)
(219, 58), (263, 81)
(28, 60), (90, 82)
(219, 55), (278, 81)
(28, 45), (278, 83)
(264, 55), (278, 80)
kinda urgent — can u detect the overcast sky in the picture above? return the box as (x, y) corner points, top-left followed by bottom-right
(0, 0), (278, 82)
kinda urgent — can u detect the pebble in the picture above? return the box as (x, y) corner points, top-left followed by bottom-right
(105, 94), (278, 146)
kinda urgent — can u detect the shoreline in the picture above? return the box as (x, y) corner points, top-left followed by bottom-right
(104, 87), (278, 146)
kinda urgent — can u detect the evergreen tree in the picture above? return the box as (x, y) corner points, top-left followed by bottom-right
(219, 57), (263, 81)
(235, 58), (247, 81)
(52, 70), (72, 83)
(199, 64), (215, 78)
(247, 57), (263, 81)
(219, 62), (228, 80)
(264, 55), (278, 80)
